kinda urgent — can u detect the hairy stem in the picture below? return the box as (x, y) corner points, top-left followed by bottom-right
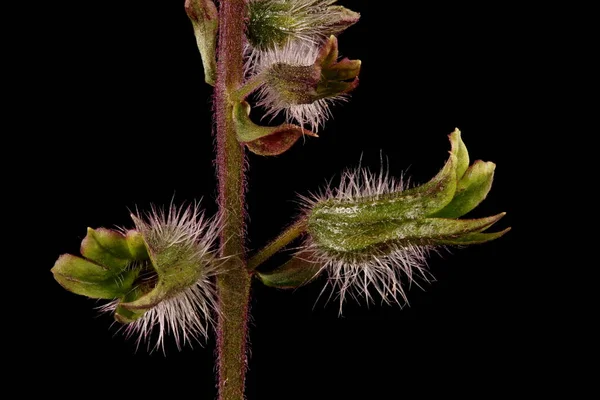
(214, 1), (250, 399)
(248, 217), (308, 271)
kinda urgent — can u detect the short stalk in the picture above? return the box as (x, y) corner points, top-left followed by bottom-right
(232, 71), (268, 101)
(248, 217), (308, 271)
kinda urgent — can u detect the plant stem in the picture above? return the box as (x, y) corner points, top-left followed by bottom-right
(248, 217), (308, 271)
(214, 1), (250, 400)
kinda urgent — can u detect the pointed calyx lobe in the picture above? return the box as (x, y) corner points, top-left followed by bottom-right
(257, 129), (510, 288)
(52, 228), (146, 300)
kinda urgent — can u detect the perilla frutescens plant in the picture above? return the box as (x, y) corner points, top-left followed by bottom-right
(51, 2), (509, 399)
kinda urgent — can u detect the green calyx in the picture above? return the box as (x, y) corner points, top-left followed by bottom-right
(246, 0), (359, 51)
(51, 216), (214, 323)
(265, 35), (360, 105)
(307, 129), (510, 256)
(119, 215), (209, 314)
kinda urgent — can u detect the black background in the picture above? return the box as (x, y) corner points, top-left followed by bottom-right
(21, 1), (542, 398)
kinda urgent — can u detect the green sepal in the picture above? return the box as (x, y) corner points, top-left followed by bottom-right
(125, 230), (149, 260)
(431, 160), (496, 218)
(114, 287), (147, 323)
(452, 128), (470, 180)
(53, 254), (113, 281)
(234, 101), (317, 156)
(311, 133), (459, 224)
(80, 228), (131, 272)
(119, 279), (170, 312)
(51, 254), (138, 299)
(120, 215), (209, 313)
(435, 227), (511, 245)
(311, 213), (506, 253)
(257, 254), (322, 288)
(185, 0), (218, 86)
